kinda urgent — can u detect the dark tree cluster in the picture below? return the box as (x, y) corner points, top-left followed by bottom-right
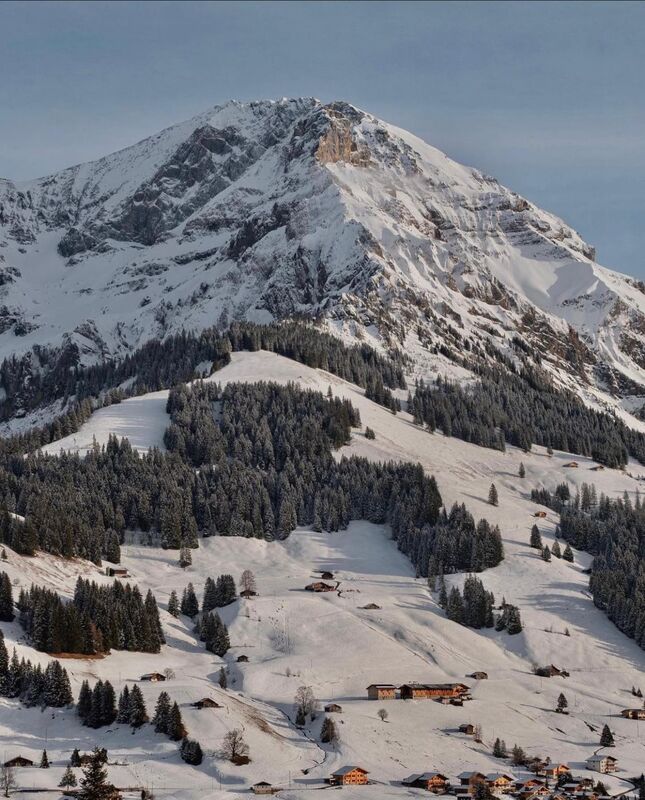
(202, 574), (237, 611)
(364, 375), (401, 413)
(16, 577), (163, 655)
(152, 690), (187, 741)
(180, 737), (203, 765)
(443, 575), (495, 628)
(0, 630), (73, 707)
(77, 679), (117, 728)
(538, 483), (645, 650)
(495, 602), (523, 634)
(409, 362), (645, 467)
(197, 611), (230, 656)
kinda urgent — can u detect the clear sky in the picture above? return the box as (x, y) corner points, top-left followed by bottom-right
(1, 0), (643, 276)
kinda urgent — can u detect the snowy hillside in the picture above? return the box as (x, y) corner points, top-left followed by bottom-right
(4, 350), (645, 800)
(2, 99), (645, 423)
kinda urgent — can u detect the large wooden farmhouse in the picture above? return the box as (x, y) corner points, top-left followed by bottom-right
(305, 581), (335, 592)
(621, 708), (645, 719)
(400, 682), (470, 700)
(328, 766), (369, 786)
(366, 683), (397, 700)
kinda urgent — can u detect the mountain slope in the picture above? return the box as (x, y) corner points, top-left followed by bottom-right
(2, 98), (645, 418)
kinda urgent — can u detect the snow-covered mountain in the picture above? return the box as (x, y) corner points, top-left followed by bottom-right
(2, 98), (645, 414)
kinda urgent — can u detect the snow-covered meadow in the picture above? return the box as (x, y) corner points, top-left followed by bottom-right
(2, 351), (645, 799)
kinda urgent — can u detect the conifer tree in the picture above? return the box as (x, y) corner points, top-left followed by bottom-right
(128, 685), (148, 728)
(180, 738), (203, 765)
(320, 716), (338, 743)
(0, 572), (14, 621)
(542, 545), (551, 562)
(59, 765), (77, 788)
(40, 750), (49, 768)
(168, 701), (187, 741)
(116, 685), (130, 724)
(530, 525), (543, 549)
(506, 606), (523, 635)
(180, 584), (199, 618)
(153, 691), (171, 734)
(519, 463), (526, 478)
(167, 590), (179, 617)
(557, 692), (568, 713)
(78, 748), (116, 800)
(562, 543), (574, 562)
(70, 749), (81, 768)
(218, 667), (227, 690)
(488, 484), (499, 506)
(600, 724), (615, 747)
(552, 540), (562, 558)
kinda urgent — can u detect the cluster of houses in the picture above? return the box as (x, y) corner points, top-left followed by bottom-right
(250, 756), (619, 795)
(367, 682), (472, 704)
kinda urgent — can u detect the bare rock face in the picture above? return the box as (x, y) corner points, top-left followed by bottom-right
(1, 97), (645, 419)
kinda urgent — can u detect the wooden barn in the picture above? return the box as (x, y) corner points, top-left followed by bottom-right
(251, 782), (281, 795)
(328, 766), (369, 786)
(140, 672), (166, 682)
(564, 461), (579, 468)
(403, 772), (450, 793)
(533, 511), (547, 518)
(468, 671), (488, 680)
(360, 603), (381, 610)
(459, 723), (476, 735)
(400, 682), (469, 700)
(3, 756), (33, 767)
(591, 465), (605, 471)
(106, 566), (130, 577)
(237, 654), (249, 663)
(193, 698), (221, 709)
(305, 581), (335, 592)
(366, 683), (397, 700)
(535, 664), (569, 678)
(621, 708), (645, 719)
(324, 703), (342, 713)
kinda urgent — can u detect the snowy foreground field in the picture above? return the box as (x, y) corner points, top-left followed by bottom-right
(4, 351), (645, 799)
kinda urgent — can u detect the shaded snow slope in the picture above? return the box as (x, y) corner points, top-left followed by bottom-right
(5, 350), (644, 799)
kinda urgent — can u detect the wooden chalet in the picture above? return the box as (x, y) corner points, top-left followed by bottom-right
(403, 772), (449, 793)
(459, 723), (476, 735)
(485, 773), (515, 793)
(400, 682), (470, 700)
(591, 465), (605, 471)
(564, 462), (579, 468)
(324, 703), (342, 713)
(621, 708), (645, 719)
(193, 697), (221, 709)
(305, 581), (335, 592)
(328, 766), (369, 786)
(3, 756), (33, 767)
(458, 771), (487, 789)
(468, 671), (488, 680)
(533, 511), (547, 518)
(140, 672), (166, 682)
(360, 603), (381, 610)
(251, 782), (281, 795)
(541, 764), (570, 779)
(366, 683), (397, 700)
(237, 654), (249, 662)
(240, 589), (257, 598)
(106, 566), (130, 577)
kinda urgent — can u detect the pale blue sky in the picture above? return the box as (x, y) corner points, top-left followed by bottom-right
(1, 1), (643, 275)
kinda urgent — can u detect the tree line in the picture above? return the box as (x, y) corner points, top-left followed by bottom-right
(0, 629), (73, 707)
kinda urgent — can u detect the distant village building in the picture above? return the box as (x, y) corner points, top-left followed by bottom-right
(468, 671), (488, 680)
(305, 581), (335, 592)
(193, 698), (221, 709)
(328, 766), (369, 786)
(3, 756), (33, 767)
(403, 772), (450, 793)
(106, 566), (129, 577)
(486, 773), (515, 793)
(533, 511), (547, 518)
(140, 672), (166, 682)
(621, 708), (645, 719)
(251, 782), (281, 795)
(591, 465), (605, 471)
(237, 654), (249, 662)
(542, 764), (570, 779)
(535, 664), (569, 678)
(324, 703), (342, 713)
(585, 755), (618, 774)
(459, 723), (476, 735)
(360, 603), (381, 610)
(400, 683), (470, 700)
(458, 771), (487, 789)
(564, 462), (579, 468)
(366, 683), (397, 700)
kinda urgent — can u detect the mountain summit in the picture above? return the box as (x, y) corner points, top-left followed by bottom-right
(1, 98), (644, 416)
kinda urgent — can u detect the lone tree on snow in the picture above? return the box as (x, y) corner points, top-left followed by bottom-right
(59, 766), (77, 789)
(488, 484), (499, 506)
(240, 569), (257, 595)
(0, 766), (16, 798)
(530, 525), (543, 549)
(221, 729), (249, 763)
(600, 724), (615, 747)
(556, 693), (568, 713)
(377, 708), (389, 722)
(519, 463), (526, 478)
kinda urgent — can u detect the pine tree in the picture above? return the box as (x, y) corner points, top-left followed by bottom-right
(78, 680), (92, 723)
(59, 765), (77, 788)
(320, 716), (338, 743)
(557, 692), (568, 713)
(511, 744), (526, 766)
(202, 577), (217, 613)
(552, 540), (562, 558)
(128, 684), (148, 728)
(0, 572), (14, 621)
(218, 667), (227, 690)
(506, 606), (523, 635)
(70, 749), (81, 768)
(78, 748), (116, 800)
(167, 701), (187, 741)
(519, 463), (526, 478)
(530, 525), (543, 549)
(562, 543), (574, 562)
(180, 584), (199, 618)
(116, 685), (130, 724)
(600, 724), (615, 747)
(40, 750), (49, 768)
(153, 691), (171, 734)
(365, 427), (376, 440)
(542, 545), (551, 562)
(180, 738), (203, 765)
(167, 590), (179, 617)
(488, 484), (499, 506)
(179, 546), (192, 568)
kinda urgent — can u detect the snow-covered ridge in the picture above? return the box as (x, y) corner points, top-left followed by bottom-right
(1, 98), (645, 421)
